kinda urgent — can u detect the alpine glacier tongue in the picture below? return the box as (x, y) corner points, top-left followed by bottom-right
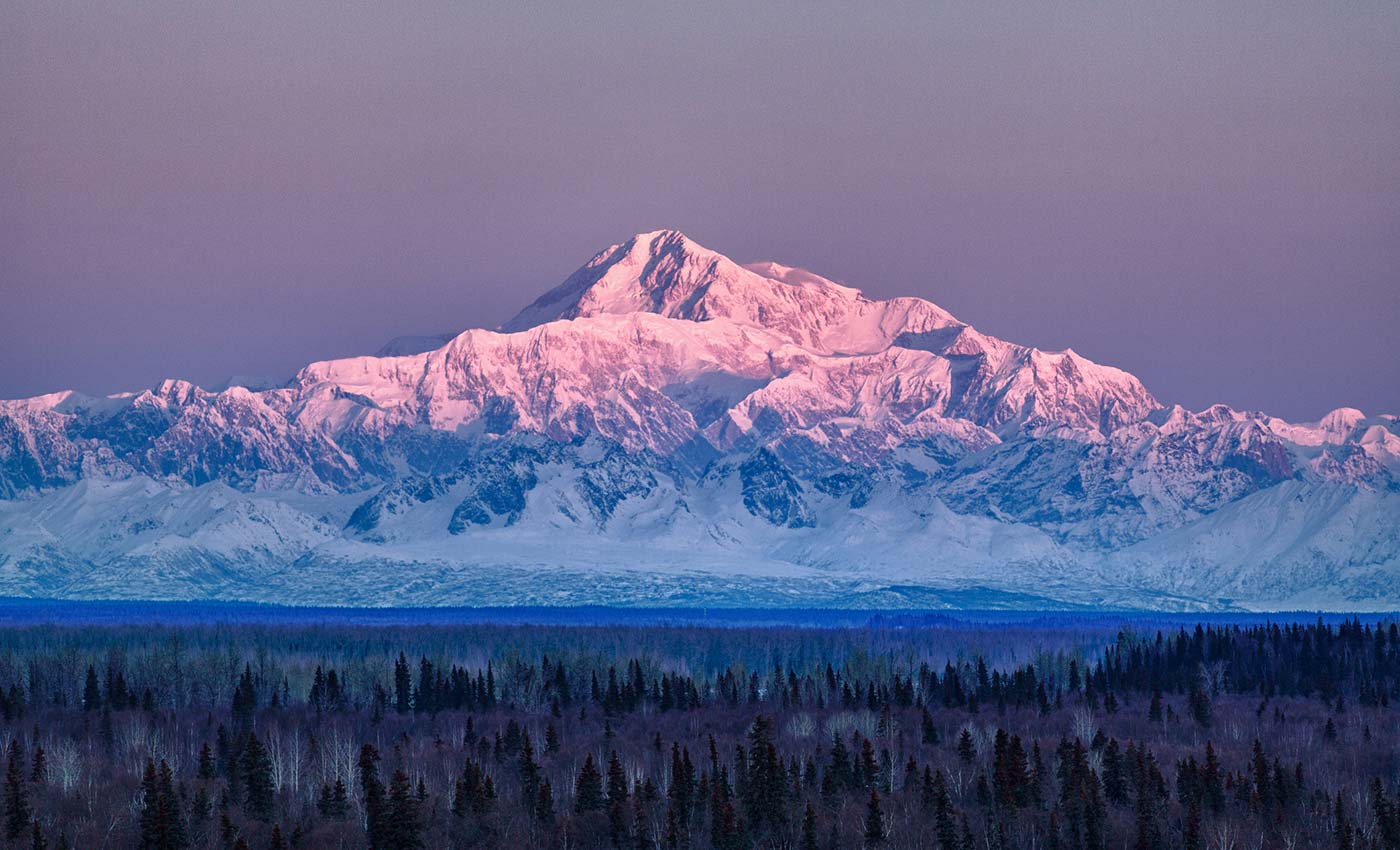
(0, 230), (1395, 609)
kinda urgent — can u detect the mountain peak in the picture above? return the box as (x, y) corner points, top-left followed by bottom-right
(489, 230), (1160, 433)
(501, 229), (735, 333)
(631, 227), (697, 246)
(502, 229), (957, 352)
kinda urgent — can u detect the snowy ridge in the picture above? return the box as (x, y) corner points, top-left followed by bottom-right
(1, 230), (1396, 609)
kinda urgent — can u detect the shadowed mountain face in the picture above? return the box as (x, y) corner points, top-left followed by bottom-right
(1, 231), (1397, 610)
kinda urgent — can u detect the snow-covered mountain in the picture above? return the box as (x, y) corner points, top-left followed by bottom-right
(2, 230), (1397, 609)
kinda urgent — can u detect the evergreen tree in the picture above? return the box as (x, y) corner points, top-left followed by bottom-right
(575, 753), (605, 813)
(864, 789), (886, 847)
(241, 733), (275, 821)
(385, 768), (422, 850)
(197, 742), (216, 780)
(957, 729), (976, 764)
(519, 734), (541, 809)
(743, 715), (787, 833)
(415, 656), (435, 715)
(933, 770), (957, 850)
(309, 665), (326, 713)
(5, 740), (29, 841)
(1183, 798), (1202, 850)
(138, 759), (160, 850)
(159, 760), (187, 850)
(801, 802), (820, 850)
(1187, 685), (1212, 729)
(1336, 793), (1355, 850)
(536, 779), (555, 823)
(232, 665), (257, 731)
(606, 750), (629, 806)
(316, 783), (336, 818)
(332, 778), (350, 817)
(827, 734), (852, 791)
(359, 745), (387, 850)
(394, 653), (411, 714)
(922, 708), (939, 745)
(82, 665), (102, 711)
(136, 758), (186, 850)
(1202, 742), (1224, 813)
(663, 805), (680, 850)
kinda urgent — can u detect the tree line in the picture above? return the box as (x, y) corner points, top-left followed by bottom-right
(0, 617), (1395, 848)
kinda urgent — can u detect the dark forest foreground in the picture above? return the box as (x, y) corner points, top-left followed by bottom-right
(0, 616), (1397, 850)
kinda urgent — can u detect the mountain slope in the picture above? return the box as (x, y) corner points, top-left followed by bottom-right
(1, 230), (1395, 609)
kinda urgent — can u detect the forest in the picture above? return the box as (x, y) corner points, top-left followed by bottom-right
(0, 615), (1395, 849)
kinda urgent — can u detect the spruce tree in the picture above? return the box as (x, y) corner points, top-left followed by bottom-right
(1183, 798), (1202, 850)
(864, 789), (885, 847)
(801, 802), (820, 850)
(1336, 793), (1355, 850)
(606, 750), (629, 805)
(332, 779), (349, 817)
(536, 779), (555, 823)
(518, 734), (541, 809)
(232, 665), (257, 731)
(743, 716), (786, 833)
(921, 708), (938, 745)
(5, 740), (30, 841)
(957, 729), (976, 764)
(663, 804), (680, 850)
(138, 759), (160, 850)
(1202, 743), (1224, 813)
(933, 770), (957, 850)
(359, 745), (386, 850)
(197, 742), (216, 780)
(158, 759), (187, 850)
(241, 733), (275, 821)
(575, 753), (605, 813)
(385, 769), (422, 850)
(82, 665), (102, 711)
(317, 783), (335, 818)
(394, 653), (411, 714)
(1187, 685), (1211, 729)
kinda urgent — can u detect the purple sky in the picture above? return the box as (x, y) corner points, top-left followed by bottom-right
(3, 1), (1397, 421)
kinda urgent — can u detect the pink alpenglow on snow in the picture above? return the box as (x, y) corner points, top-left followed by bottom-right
(0, 231), (1396, 611)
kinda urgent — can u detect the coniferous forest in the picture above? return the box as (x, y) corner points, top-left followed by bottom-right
(0, 615), (1397, 849)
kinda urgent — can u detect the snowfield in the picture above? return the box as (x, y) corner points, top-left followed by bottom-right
(1, 230), (1396, 609)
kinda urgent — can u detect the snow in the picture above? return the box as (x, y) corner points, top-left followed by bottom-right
(373, 333), (458, 358)
(0, 229), (1396, 609)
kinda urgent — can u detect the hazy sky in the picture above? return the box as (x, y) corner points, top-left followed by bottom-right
(3, 0), (1397, 420)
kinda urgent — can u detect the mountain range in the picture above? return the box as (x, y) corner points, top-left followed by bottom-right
(2, 230), (1397, 609)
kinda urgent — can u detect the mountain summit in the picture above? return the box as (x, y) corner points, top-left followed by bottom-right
(1, 232), (1396, 609)
(503, 229), (928, 353)
(504, 229), (1157, 439)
